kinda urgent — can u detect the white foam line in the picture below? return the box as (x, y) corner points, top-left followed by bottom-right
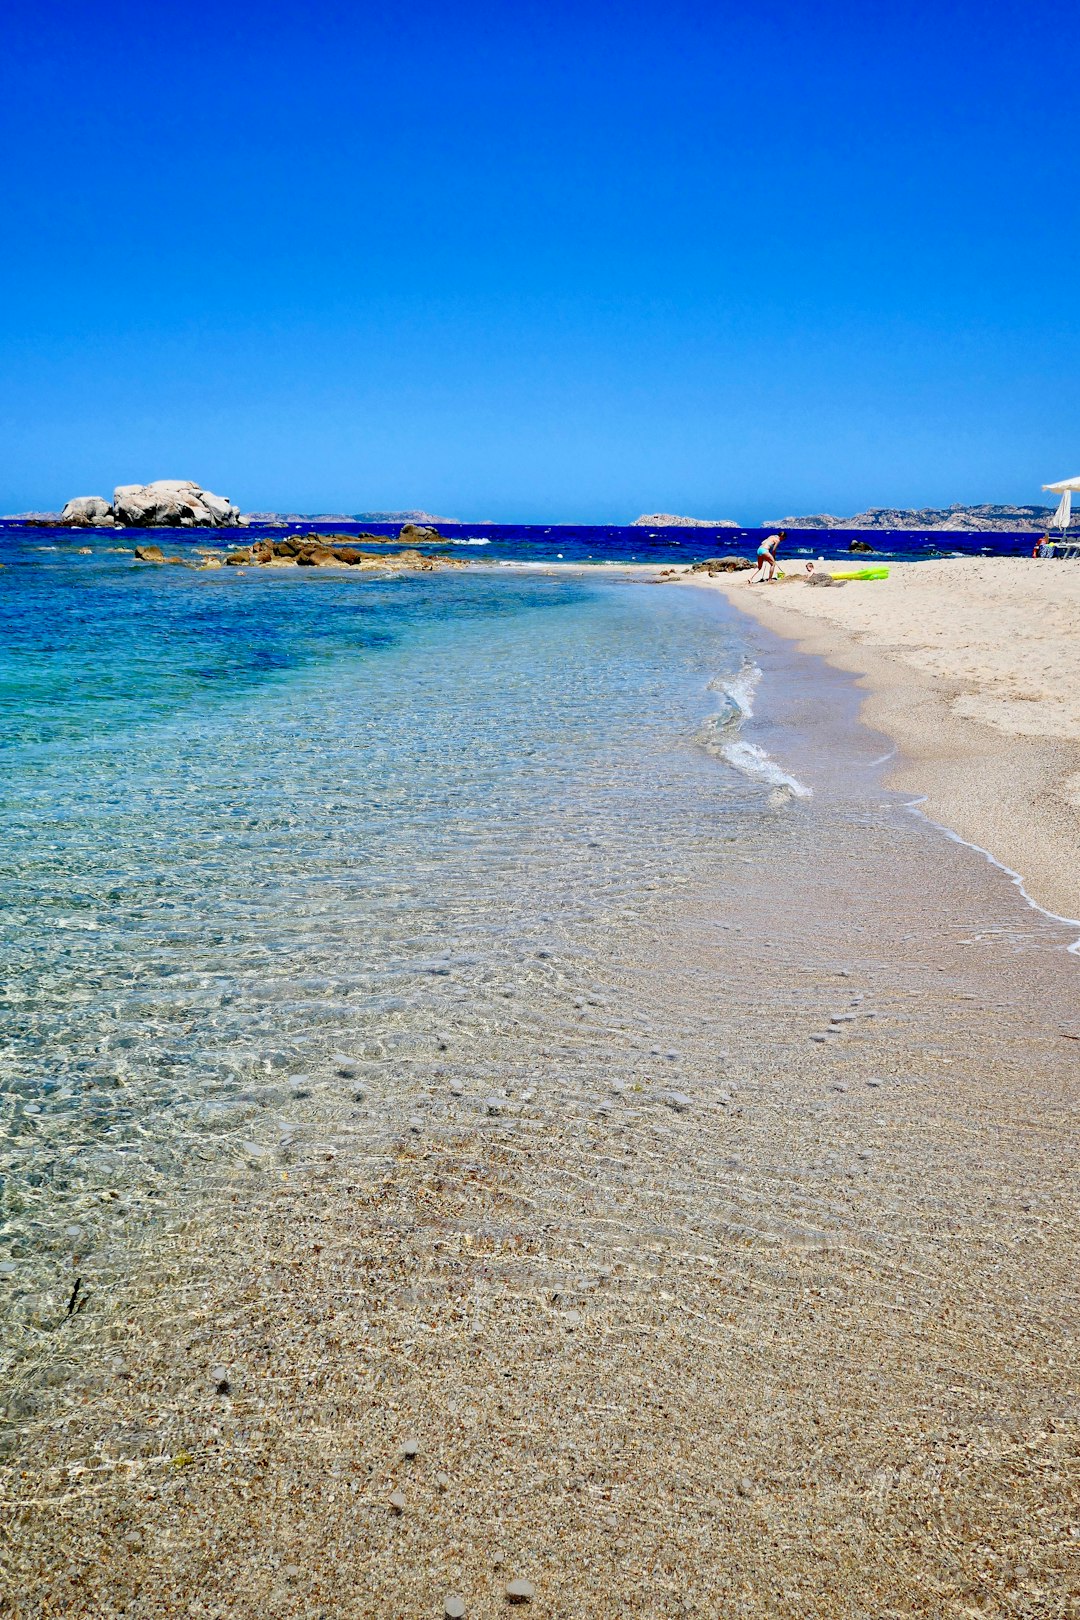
(719, 738), (813, 799)
(904, 795), (1080, 955)
(866, 746), (898, 767)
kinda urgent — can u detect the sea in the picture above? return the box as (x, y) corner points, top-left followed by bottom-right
(0, 518), (1059, 1372)
(4, 519), (1048, 565)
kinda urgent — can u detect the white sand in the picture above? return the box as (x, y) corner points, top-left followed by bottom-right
(690, 558), (1080, 923)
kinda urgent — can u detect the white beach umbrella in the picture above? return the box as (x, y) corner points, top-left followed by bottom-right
(1041, 475), (1079, 533)
(1049, 489), (1073, 532)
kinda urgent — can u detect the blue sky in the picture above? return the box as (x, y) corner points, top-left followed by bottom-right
(2, 0), (1076, 521)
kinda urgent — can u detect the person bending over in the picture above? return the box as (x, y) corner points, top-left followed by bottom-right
(751, 530), (785, 583)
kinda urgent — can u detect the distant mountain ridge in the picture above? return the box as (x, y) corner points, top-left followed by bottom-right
(353, 510), (457, 524)
(631, 513), (739, 527)
(762, 503), (1070, 533)
(241, 509), (457, 525)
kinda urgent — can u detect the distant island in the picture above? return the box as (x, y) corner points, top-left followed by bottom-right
(631, 513), (739, 527)
(352, 510), (457, 524)
(761, 503), (1071, 533)
(243, 510), (459, 524)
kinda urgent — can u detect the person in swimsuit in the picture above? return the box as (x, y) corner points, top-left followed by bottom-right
(750, 529), (785, 583)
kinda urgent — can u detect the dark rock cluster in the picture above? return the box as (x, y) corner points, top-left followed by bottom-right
(134, 532), (463, 573)
(688, 556), (754, 574)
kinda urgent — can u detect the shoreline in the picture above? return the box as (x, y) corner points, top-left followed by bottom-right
(4, 567), (1079, 1615)
(685, 557), (1080, 927)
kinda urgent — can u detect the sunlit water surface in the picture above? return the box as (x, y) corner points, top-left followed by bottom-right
(1, 550), (816, 1354)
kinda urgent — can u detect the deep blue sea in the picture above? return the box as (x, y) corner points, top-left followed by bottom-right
(1, 519), (1043, 566)
(286, 521), (1043, 564)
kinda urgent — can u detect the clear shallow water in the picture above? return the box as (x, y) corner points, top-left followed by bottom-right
(0, 548), (813, 1352)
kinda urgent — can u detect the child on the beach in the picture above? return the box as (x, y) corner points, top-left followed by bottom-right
(750, 530), (785, 583)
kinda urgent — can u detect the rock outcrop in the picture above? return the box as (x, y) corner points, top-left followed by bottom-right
(221, 538), (464, 572)
(398, 523), (445, 543)
(60, 480), (241, 528)
(632, 514), (739, 528)
(133, 545), (186, 564)
(60, 496), (115, 526)
(113, 480), (241, 527)
(133, 537), (465, 573)
(689, 556), (754, 573)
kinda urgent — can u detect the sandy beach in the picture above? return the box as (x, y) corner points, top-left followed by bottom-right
(3, 572), (1078, 1618)
(689, 557), (1080, 926)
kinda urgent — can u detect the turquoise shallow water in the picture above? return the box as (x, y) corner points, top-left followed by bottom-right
(0, 550), (811, 1341)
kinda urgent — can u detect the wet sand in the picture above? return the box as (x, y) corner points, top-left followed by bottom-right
(3, 604), (1078, 1618)
(690, 557), (1080, 925)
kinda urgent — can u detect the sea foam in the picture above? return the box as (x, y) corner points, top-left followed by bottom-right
(701, 660), (812, 801)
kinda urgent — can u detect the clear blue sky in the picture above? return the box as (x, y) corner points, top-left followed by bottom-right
(2, 0), (1076, 522)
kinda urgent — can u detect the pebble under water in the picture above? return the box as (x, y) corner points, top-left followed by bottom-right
(0, 552), (808, 1358)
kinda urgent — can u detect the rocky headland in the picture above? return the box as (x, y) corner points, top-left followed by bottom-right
(59, 480), (242, 528)
(762, 503), (1069, 533)
(631, 513), (739, 527)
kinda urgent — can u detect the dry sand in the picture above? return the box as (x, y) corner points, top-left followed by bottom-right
(688, 557), (1080, 925)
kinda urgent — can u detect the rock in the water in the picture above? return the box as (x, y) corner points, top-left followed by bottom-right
(295, 545), (335, 566)
(225, 549), (252, 565)
(61, 496), (114, 526)
(133, 544), (166, 562)
(689, 556), (754, 573)
(848, 538), (876, 553)
(505, 1579), (535, 1603)
(398, 522), (444, 543)
(112, 479), (241, 528)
